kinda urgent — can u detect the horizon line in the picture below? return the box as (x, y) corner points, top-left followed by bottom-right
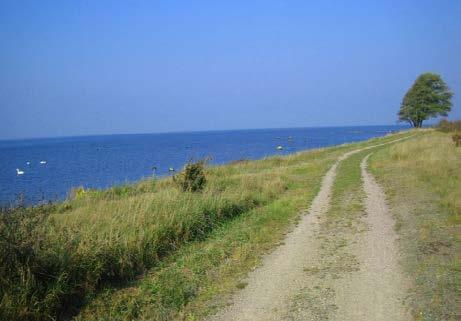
(0, 123), (413, 142)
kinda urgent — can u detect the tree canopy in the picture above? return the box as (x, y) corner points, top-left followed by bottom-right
(398, 73), (453, 127)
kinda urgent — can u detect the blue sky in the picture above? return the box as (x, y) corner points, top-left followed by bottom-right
(1, 0), (460, 139)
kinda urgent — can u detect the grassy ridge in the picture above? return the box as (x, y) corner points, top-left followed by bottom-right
(2, 159), (287, 320)
(0, 131), (413, 321)
(370, 132), (460, 321)
(73, 133), (416, 321)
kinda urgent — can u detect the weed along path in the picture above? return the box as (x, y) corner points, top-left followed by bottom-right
(207, 137), (413, 321)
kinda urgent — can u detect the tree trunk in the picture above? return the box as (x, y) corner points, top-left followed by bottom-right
(412, 119), (423, 128)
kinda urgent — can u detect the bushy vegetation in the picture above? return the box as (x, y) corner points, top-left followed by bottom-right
(436, 119), (461, 132)
(452, 134), (461, 147)
(436, 119), (461, 147)
(173, 160), (207, 192)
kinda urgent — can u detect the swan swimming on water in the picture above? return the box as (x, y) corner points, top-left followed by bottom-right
(40, 161), (47, 164)
(16, 168), (24, 175)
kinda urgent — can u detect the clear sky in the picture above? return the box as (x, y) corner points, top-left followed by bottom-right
(1, 0), (460, 140)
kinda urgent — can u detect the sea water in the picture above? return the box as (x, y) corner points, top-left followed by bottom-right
(0, 125), (407, 205)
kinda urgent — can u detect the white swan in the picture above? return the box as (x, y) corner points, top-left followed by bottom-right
(16, 168), (24, 175)
(276, 145), (283, 150)
(169, 167), (175, 172)
(40, 160), (47, 164)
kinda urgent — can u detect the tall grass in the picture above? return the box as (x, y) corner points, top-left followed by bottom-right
(370, 132), (460, 320)
(74, 146), (350, 321)
(1, 165), (287, 320)
(0, 131), (414, 321)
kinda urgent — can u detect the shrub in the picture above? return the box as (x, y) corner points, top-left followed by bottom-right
(452, 133), (461, 147)
(173, 160), (207, 192)
(436, 119), (461, 132)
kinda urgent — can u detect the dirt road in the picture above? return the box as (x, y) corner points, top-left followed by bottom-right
(329, 154), (408, 320)
(208, 141), (409, 321)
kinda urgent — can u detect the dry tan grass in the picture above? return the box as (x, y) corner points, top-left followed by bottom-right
(370, 131), (460, 321)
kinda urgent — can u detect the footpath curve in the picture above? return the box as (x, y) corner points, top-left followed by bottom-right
(208, 135), (413, 321)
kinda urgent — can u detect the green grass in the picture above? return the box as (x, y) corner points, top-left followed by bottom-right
(369, 131), (460, 321)
(73, 146), (343, 321)
(0, 131), (415, 321)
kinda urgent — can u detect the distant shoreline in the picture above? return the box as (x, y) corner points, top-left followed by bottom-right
(1, 125), (411, 206)
(0, 124), (411, 143)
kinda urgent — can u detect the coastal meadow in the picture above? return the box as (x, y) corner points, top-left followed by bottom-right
(0, 131), (414, 321)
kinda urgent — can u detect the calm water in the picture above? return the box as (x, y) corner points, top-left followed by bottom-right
(0, 126), (407, 205)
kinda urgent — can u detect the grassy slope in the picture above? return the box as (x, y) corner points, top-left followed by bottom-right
(74, 149), (339, 321)
(0, 131), (415, 321)
(370, 131), (460, 321)
(71, 132), (415, 321)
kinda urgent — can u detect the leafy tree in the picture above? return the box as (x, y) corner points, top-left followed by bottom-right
(398, 73), (453, 127)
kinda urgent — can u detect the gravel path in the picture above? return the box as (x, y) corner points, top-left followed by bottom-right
(331, 153), (409, 321)
(208, 148), (369, 321)
(207, 138), (412, 321)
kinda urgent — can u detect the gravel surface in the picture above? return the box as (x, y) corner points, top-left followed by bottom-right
(207, 138), (411, 321)
(330, 154), (408, 321)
